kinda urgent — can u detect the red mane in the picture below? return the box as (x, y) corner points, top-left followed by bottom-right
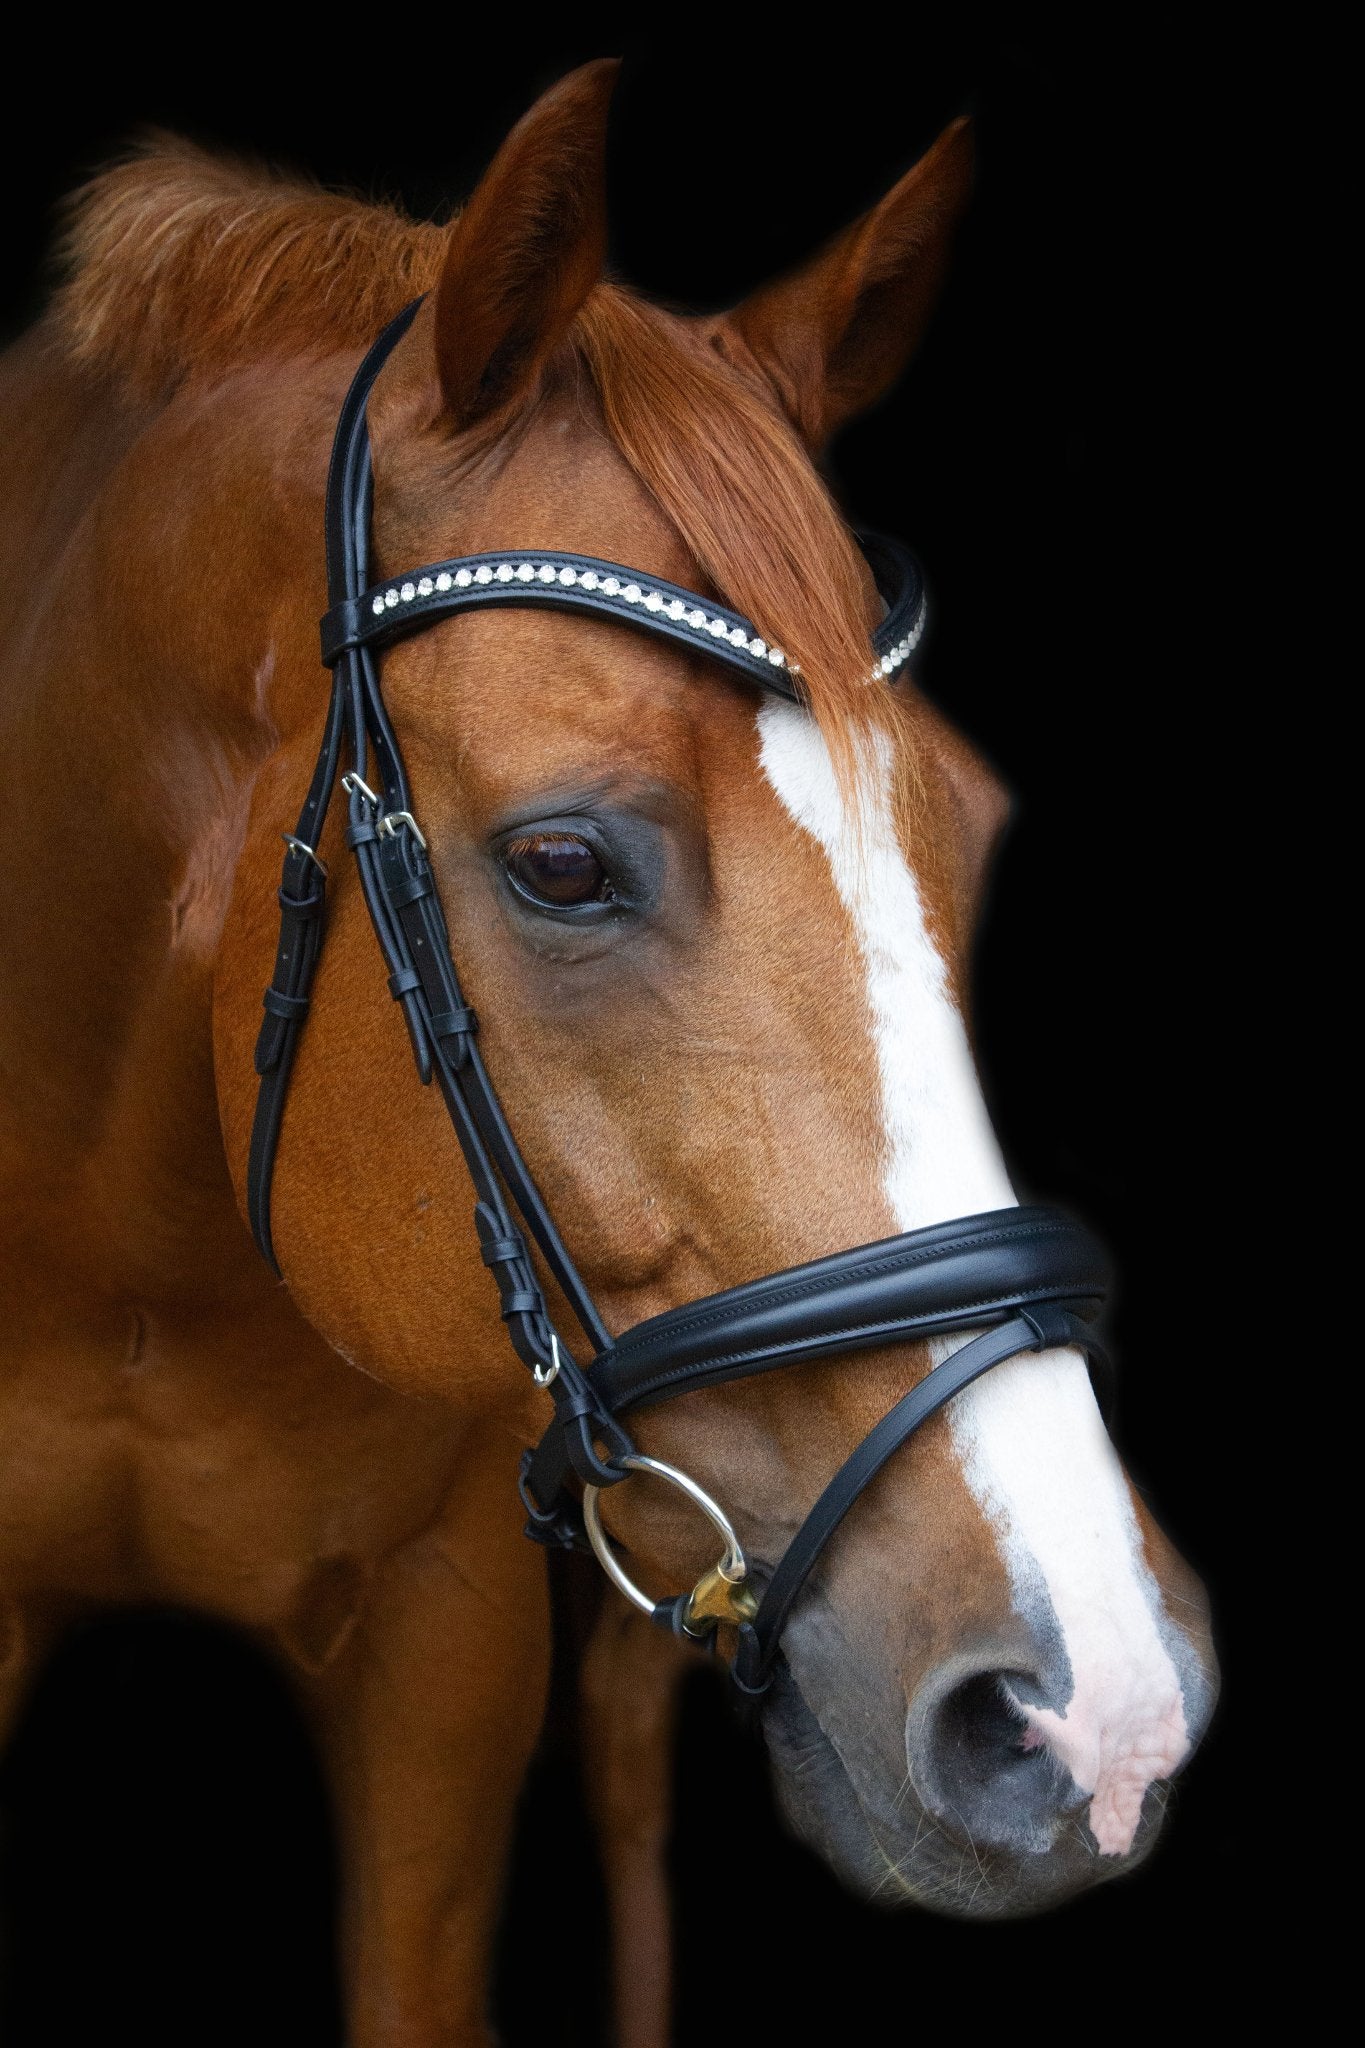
(56, 135), (885, 751)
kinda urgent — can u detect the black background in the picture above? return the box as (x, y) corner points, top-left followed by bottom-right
(0, 17), (1257, 2042)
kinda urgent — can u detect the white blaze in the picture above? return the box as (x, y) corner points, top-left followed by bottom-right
(757, 699), (1190, 1857)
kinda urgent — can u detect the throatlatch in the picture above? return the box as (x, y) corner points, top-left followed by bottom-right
(247, 299), (1111, 1696)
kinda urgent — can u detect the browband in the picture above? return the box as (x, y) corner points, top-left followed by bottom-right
(247, 296), (1114, 1698)
(320, 537), (925, 702)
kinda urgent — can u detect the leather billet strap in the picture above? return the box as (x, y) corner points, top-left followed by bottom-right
(249, 301), (425, 1271)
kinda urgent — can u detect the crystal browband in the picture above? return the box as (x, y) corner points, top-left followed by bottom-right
(320, 538), (927, 703)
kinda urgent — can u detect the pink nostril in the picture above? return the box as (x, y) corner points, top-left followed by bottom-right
(909, 1657), (1191, 1862)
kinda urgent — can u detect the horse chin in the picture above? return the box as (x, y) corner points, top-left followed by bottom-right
(759, 1662), (1167, 1920)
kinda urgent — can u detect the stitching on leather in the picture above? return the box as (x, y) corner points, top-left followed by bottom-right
(605, 1218), (1083, 1362)
(527, 1312), (1088, 1501)
(610, 1289), (1096, 1411)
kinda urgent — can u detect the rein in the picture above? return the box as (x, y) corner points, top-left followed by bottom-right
(247, 299), (1110, 1695)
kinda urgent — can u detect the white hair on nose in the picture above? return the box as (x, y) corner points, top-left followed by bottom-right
(757, 696), (1190, 1855)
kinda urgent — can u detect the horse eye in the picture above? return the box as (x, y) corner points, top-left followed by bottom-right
(503, 833), (613, 908)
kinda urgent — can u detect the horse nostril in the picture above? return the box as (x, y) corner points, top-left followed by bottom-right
(909, 1662), (1081, 1855)
(935, 1672), (1042, 1788)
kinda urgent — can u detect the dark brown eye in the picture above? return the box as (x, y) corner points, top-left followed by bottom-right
(503, 832), (612, 908)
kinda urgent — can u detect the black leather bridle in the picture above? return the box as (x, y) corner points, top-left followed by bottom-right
(247, 299), (1111, 1695)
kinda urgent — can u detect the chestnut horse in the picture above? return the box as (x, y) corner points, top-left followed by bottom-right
(0, 61), (1216, 2045)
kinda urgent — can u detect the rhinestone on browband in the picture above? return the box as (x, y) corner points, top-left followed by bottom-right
(371, 558), (789, 670)
(366, 554), (924, 685)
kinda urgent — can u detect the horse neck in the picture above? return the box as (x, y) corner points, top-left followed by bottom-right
(0, 326), (341, 1302)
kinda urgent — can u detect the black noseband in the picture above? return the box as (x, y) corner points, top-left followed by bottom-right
(246, 299), (1111, 1695)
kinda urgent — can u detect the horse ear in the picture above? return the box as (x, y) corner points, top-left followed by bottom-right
(432, 59), (618, 431)
(718, 118), (974, 449)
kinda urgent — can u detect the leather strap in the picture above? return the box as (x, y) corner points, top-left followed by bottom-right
(372, 811), (611, 1352)
(591, 1207), (1104, 1408)
(858, 533), (925, 663)
(245, 682), (343, 1271)
(518, 1206), (1106, 1522)
(319, 539), (925, 702)
(246, 301), (424, 1271)
(731, 1304), (1110, 1693)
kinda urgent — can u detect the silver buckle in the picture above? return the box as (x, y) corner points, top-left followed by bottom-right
(280, 833), (328, 875)
(532, 1334), (562, 1390)
(377, 810), (428, 852)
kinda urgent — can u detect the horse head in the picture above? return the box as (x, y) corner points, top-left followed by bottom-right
(212, 61), (1217, 1916)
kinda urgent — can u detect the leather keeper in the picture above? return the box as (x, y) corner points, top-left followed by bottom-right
(384, 869), (433, 909)
(262, 988), (309, 1022)
(319, 598), (363, 667)
(253, 1013), (286, 1075)
(277, 886), (323, 917)
(430, 1005), (477, 1040)
(480, 1234), (524, 1267)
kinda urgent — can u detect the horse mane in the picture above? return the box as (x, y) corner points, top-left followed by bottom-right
(572, 293), (877, 742)
(55, 136), (884, 749)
